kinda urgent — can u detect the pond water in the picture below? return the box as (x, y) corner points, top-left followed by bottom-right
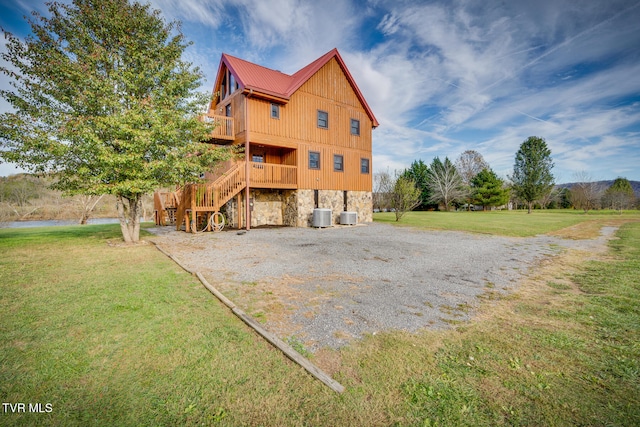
(1, 218), (122, 228)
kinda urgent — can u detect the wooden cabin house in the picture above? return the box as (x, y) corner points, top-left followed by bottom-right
(154, 48), (378, 231)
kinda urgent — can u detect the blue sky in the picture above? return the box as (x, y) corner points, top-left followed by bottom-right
(1, 0), (640, 182)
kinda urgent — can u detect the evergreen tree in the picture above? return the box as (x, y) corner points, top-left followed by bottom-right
(471, 168), (510, 210)
(509, 136), (555, 214)
(603, 177), (636, 212)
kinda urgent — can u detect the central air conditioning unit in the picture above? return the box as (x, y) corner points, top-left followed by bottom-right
(340, 211), (357, 225)
(312, 208), (332, 228)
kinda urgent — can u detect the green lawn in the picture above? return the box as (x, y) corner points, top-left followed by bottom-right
(374, 209), (640, 237)
(1, 219), (639, 425)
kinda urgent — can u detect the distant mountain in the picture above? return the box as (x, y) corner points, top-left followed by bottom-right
(556, 180), (640, 195)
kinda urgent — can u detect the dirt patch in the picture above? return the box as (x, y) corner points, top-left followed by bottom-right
(548, 217), (632, 240)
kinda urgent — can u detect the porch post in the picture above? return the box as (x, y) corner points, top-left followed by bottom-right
(245, 91), (252, 231)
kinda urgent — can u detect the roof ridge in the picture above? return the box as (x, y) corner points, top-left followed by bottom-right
(215, 49), (378, 127)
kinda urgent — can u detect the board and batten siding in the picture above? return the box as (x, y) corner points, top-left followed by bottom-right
(209, 57), (373, 192)
(248, 58), (372, 192)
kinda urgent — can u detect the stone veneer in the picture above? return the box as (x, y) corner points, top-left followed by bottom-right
(222, 189), (372, 228)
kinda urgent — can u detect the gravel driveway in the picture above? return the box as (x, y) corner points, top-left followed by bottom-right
(148, 222), (614, 351)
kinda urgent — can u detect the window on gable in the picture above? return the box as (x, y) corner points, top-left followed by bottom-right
(351, 118), (360, 136)
(309, 151), (320, 170)
(361, 158), (370, 174)
(229, 74), (236, 94)
(334, 154), (344, 172)
(317, 110), (328, 129)
(271, 103), (280, 119)
(221, 74), (227, 100)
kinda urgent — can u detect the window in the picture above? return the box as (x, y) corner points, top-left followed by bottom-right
(361, 158), (370, 174)
(351, 119), (360, 136)
(334, 154), (344, 172)
(221, 75), (227, 100)
(271, 103), (280, 119)
(229, 74), (236, 93)
(225, 104), (232, 117)
(317, 110), (328, 129)
(252, 154), (264, 163)
(309, 151), (320, 169)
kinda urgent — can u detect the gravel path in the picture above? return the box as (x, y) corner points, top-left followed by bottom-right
(148, 222), (615, 351)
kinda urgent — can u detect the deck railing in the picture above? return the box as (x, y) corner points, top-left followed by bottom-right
(185, 163), (246, 212)
(250, 162), (297, 188)
(213, 162), (246, 208)
(154, 191), (179, 225)
(203, 114), (234, 141)
(165, 161), (298, 231)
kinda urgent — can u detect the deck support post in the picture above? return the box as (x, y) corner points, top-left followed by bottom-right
(237, 192), (243, 229)
(245, 91), (252, 231)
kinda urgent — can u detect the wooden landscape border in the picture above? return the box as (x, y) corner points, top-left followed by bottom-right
(152, 241), (345, 393)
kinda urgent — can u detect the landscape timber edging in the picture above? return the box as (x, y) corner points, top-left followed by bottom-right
(150, 240), (345, 394)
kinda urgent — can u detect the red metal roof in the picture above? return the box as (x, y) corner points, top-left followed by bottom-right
(215, 49), (379, 127)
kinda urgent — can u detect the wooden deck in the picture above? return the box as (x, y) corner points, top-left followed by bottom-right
(250, 162), (297, 189)
(203, 114), (234, 142)
(154, 161), (297, 232)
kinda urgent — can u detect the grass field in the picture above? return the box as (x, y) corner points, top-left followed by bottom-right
(374, 209), (640, 237)
(1, 213), (639, 425)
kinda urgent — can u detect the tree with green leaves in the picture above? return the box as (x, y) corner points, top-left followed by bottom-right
(391, 175), (422, 221)
(0, 0), (230, 242)
(373, 168), (421, 220)
(471, 168), (510, 211)
(509, 136), (555, 214)
(603, 177), (636, 212)
(427, 156), (466, 211)
(401, 159), (432, 209)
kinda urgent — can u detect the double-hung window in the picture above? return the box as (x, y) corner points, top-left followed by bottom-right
(271, 103), (280, 119)
(317, 110), (328, 129)
(334, 154), (344, 172)
(350, 119), (360, 136)
(309, 151), (320, 169)
(360, 158), (370, 174)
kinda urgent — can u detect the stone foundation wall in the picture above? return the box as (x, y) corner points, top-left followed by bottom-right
(250, 189), (283, 227)
(295, 189), (372, 226)
(223, 188), (372, 228)
(295, 189), (315, 227)
(221, 196), (241, 228)
(348, 191), (373, 223)
(319, 190), (345, 225)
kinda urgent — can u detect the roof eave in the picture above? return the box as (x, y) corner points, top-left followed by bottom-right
(242, 87), (289, 104)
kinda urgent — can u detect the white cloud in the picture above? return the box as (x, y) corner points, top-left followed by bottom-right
(1, 0), (639, 181)
(149, 0), (226, 27)
(377, 13), (400, 36)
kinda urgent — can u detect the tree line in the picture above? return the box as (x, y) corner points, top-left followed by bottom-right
(0, 173), (157, 223)
(375, 136), (638, 221)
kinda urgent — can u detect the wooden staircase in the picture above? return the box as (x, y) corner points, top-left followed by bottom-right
(155, 162), (246, 232)
(153, 189), (181, 226)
